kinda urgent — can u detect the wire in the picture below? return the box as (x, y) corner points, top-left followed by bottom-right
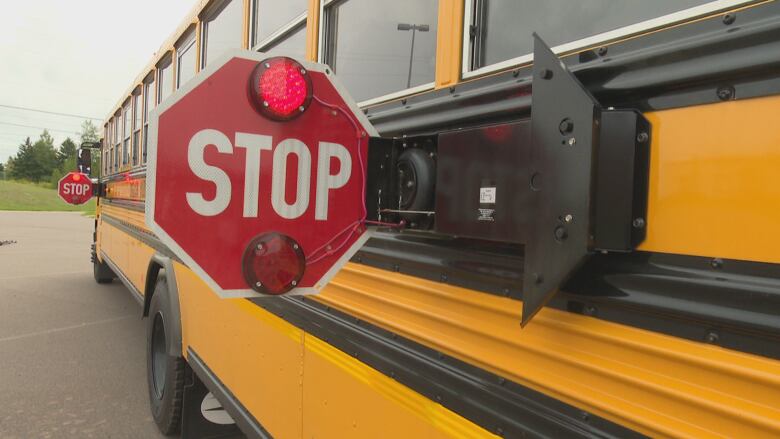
(0, 104), (102, 121)
(0, 121), (80, 135)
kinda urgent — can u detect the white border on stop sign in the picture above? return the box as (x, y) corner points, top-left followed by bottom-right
(145, 49), (379, 299)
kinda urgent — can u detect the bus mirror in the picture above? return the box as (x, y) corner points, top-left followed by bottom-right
(77, 148), (92, 176)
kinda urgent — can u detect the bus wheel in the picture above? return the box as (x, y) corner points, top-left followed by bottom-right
(146, 277), (185, 436)
(92, 257), (115, 284)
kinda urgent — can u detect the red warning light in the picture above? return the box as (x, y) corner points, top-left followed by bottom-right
(249, 57), (312, 121)
(241, 232), (305, 295)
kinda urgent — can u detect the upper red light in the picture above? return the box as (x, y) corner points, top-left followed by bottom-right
(72, 173), (81, 182)
(250, 57), (313, 121)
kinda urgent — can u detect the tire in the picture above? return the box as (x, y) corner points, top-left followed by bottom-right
(93, 256), (115, 284)
(146, 277), (185, 436)
(397, 148), (436, 212)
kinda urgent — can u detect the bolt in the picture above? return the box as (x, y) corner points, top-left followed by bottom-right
(331, 110), (337, 116)
(722, 13), (736, 25)
(449, 86), (456, 93)
(636, 132), (649, 143)
(717, 86), (735, 101)
(291, 280), (297, 286)
(581, 412), (590, 422)
(440, 273), (448, 282)
(512, 70), (520, 77)
(532, 273), (543, 284)
(300, 68), (306, 75)
(255, 281), (262, 288)
(559, 118), (574, 135)
(555, 225), (568, 241)
(711, 258), (724, 269)
(264, 62), (270, 68)
(539, 68), (553, 80)
(262, 101), (269, 107)
(293, 243), (299, 250)
(597, 46), (608, 56)
(705, 331), (719, 343)
(564, 214), (574, 223)
(429, 152), (436, 158)
(567, 137), (576, 146)
(584, 305), (597, 316)
(326, 245), (332, 251)
(498, 377), (506, 386)
(632, 218), (645, 229)
(299, 106), (305, 112)
(405, 180), (414, 188)
(256, 243), (264, 251)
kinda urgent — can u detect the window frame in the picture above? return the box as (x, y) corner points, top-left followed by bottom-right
(176, 30), (197, 89)
(122, 102), (131, 166)
(132, 91), (142, 166)
(157, 55), (173, 105)
(461, 0), (758, 80)
(142, 75), (155, 164)
(317, 0), (436, 107)
(250, 1), (307, 53)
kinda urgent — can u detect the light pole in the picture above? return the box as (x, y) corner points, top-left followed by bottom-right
(397, 23), (430, 89)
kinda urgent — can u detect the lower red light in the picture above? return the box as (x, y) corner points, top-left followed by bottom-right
(249, 57), (313, 121)
(242, 232), (305, 295)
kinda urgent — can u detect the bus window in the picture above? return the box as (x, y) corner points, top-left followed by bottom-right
(113, 114), (120, 171)
(323, 0), (438, 103)
(132, 92), (141, 166)
(143, 77), (154, 162)
(467, 0), (713, 71)
(252, 0), (307, 47)
(259, 21), (306, 59)
(157, 57), (173, 103)
(122, 102), (131, 166)
(176, 31), (196, 89)
(202, 0), (244, 67)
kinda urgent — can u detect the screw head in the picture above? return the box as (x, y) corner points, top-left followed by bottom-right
(597, 46), (608, 56)
(632, 218), (645, 228)
(291, 280), (297, 286)
(256, 243), (264, 251)
(559, 118), (574, 135)
(722, 13), (736, 25)
(563, 214), (574, 223)
(539, 68), (553, 80)
(532, 273), (544, 284)
(567, 137), (577, 146)
(705, 331), (719, 343)
(717, 86), (735, 101)
(636, 132), (649, 143)
(554, 225), (568, 241)
(711, 258), (724, 269)
(255, 281), (262, 288)
(262, 101), (269, 107)
(300, 68), (306, 75)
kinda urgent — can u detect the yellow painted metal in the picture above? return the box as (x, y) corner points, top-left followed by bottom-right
(435, 0), (465, 89)
(175, 264), (305, 439)
(302, 335), (497, 439)
(105, 178), (146, 201)
(99, 220), (155, 293)
(173, 262), (495, 438)
(242, 0), (250, 49)
(305, 0), (321, 62)
(315, 264), (780, 438)
(638, 95), (780, 263)
(100, 204), (146, 230)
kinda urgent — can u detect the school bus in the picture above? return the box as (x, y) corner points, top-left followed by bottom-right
(92, 0), (780, 437)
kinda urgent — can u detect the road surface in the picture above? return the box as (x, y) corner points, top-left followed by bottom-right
(0, 211), (165, 438)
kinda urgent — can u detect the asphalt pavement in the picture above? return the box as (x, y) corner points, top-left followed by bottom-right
(0, 211), (165, 438)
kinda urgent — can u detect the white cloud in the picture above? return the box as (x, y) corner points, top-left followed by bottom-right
(0, 0), (194, 161)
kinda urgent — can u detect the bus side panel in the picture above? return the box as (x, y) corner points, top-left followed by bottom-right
(99, 206), (155, 294)
(174, 263), (304, 439)
(301, 335), (496, 439)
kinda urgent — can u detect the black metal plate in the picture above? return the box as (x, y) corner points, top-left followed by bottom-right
(521, 34), (601, 326)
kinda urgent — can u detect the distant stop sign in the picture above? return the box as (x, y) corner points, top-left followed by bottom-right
(146, 51), (378, 298)
(58, 172), (93, 205)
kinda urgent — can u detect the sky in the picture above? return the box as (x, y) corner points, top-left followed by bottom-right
(0, 0), (195, 162)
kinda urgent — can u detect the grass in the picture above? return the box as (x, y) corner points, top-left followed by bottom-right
(0, 180), (96, 214)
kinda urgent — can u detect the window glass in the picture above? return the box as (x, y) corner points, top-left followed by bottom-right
(253, 0), (307, 46)
(177, 35), (197, 88)
(260, 24), (306, 60)
(123, 104), (131, 140)
(473, 0), (712, 69)
(326, 0), (438, 102)
(133, 94), (142, 131)
(158, 60), (173, 103)
(144, 80), (155, 122)
(204, 0), (244, 66)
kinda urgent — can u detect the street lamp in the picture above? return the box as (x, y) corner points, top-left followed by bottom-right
(397, 23), (430, 89)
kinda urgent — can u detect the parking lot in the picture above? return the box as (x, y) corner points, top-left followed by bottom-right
(0, 211), (164, 438)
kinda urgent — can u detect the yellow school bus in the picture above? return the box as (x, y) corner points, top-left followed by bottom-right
(92, 0), (780, 437)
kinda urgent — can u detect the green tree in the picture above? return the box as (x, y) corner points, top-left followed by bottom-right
(56, 137), (77, 169)
(10, 137), (35, 180)
(10, 131), (58, 182)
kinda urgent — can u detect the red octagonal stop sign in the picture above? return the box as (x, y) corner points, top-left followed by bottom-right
(58, 171), (93, 205)
(146, 51), (377, 298)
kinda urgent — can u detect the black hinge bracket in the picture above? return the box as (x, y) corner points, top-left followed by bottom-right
(521, 34), (650, 326)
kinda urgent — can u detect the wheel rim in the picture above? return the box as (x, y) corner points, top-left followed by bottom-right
(151, 312), (167, 399)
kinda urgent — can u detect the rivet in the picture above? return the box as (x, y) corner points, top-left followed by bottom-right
(293, 243), (299, 250)
(440, 273), (448, 282)
(636, 132), (649, 143)
(705, 331), (719, 344)
(567, 137), (576, 146)
(299, 106), (305, 112)
(532, 273), (544, 284)
(256, 243), (263, 250)
(632, 218), (645, 228)
(564, 214), (574, 223)
(559, 118), (574, 135)
(554, 225), (568, 241)
(264, 62), (270, 68)
(255, 282), (262, 288)
(717, 86), (735, 101)
(597, 46), (608, 56)
(300, 68), (306, 75)
(539, 68), (553, 80)
(262, 101), (269, 107)
(711, 258), (724, 269)
(291, 280), (297, 286)
(722, 13), (736, 25)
